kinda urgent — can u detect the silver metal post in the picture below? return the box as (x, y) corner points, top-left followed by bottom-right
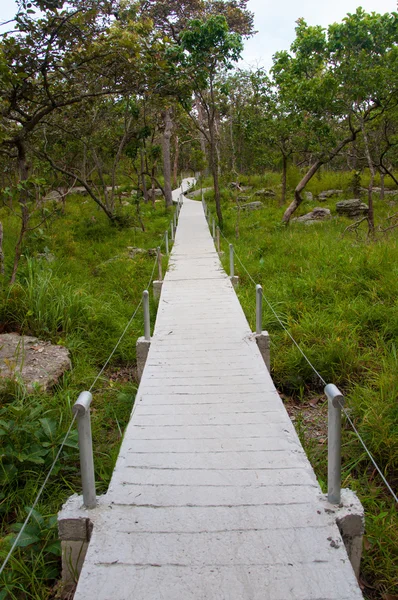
(143, 290), (150, 341)
(325, 384), (345, 504)
(73, 392), (96, 509)
(157, 246), (162, 282)
(165, 230), (169, 255)
(171, 221), (174, 241)
(173, 211), (177, 229)
(256, 284), (263, 334)
(229, 244), (234, 278)
(216, 226), (220, 253)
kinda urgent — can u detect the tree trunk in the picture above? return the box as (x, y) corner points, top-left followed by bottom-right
(162, 108), (173, 208)
(172, 135), (179, 189)
(229, 110), (237, 175)
(140, 148), (149, 203)
(195, 95), (208, 175)
(10, 141), (30, 284)
(0, 222), (4, 275)
(360, 119), (375, 235)
(282, 127), (360, 223)
(280, 153), (287, 206)
(210, 127), (223, 228)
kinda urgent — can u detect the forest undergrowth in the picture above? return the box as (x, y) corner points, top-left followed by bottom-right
(203, 169), (398, 599)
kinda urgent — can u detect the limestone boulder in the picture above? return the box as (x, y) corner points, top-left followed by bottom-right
(292, 207), (331, 223)
(318, 189), (343, 200)
(0, 333), (71, 392)
(336, 199), (369, 218)
(254, 189), (276, 197)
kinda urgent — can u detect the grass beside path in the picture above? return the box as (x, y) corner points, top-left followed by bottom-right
(0, 195), (173, 599)
(203, 172), (398, 599)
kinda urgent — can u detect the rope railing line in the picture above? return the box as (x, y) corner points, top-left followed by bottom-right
(340, 403), (398, 504)
(0, 413), (78, 577)
(214, 219), (397, 504)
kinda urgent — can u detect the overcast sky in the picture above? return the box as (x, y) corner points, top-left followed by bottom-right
(242, 0), (396, 71)
(0, 0), (396, 71)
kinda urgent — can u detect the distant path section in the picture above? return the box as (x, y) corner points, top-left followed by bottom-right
(74, 181), (363, 600)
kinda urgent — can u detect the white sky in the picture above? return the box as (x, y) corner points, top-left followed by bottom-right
(0, 0), (396, 71)
(242, 0), (397, 71)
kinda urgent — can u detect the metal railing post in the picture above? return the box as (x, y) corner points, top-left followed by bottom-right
(256, 284), (263, 334)
(216, 226), (220, 253)
(157, 246), (162, 282)
(212, 218), (216, 239)
(143, 290), (150, 341)
(165, 230), (169, 255)
(229, 244), (234, 278)
(325, 383), (345, 504)
(173, 211), (177, 229)
(73, 391), (96, 509)
(171, 221), (174, 241)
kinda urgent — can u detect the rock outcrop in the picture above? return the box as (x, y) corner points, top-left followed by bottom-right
(336, 199), (369, 218)
(292, 207), (331, 223)
(0, 334), (71, 392)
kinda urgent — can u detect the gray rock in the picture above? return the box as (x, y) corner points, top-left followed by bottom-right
(0, 333), (71, 392)
(237, 195), (250, 202)
(127, 247), (157, 258)
(304, 191), (313, 201)
(318, 189), (343, 200)
(292, 207), (331, 223)
(254, 189), (276, 197)
(336, 199), (369, 218)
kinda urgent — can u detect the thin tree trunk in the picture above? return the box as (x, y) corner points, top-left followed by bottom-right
(140, 148), (149, 203)
(210, 127), (223, 228)
(162, 107), (173, 208)
(230, 111), (237, 175)
(360, 119), (375, 235)
(172, 135), (179, 189)
(10, 141), (30, 284)
(195, 95), (208, 175)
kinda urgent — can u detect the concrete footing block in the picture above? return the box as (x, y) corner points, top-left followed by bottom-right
(323, 488), (364, 579)
(153, 280), (163, 300)
(58, 494), (96, 594)
(230, 275), (239, 288)
(255, 331), (270, 371)
(136, 336), (151, 381)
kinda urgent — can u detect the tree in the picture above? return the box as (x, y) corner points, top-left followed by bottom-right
(168, 15), (243, 227)
(272, 10), (398, 228)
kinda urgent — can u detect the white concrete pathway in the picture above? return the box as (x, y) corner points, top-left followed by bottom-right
(74, 183), (363, 599)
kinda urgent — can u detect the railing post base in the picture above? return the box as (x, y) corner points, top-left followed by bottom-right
(323, 489), (364, 580)
(230, 275), (239, 288)
(136, 336), (151, 381)
(58, 494), (95, 593)
(255, 331), (270, 372)
(152, 280), (163, 300)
